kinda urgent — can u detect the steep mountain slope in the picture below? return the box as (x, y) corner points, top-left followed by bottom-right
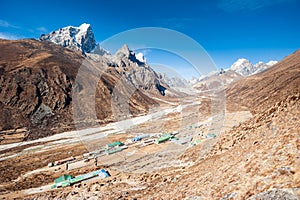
(0, 39), (157, 142)
(0, 39), (82, 140)
(226, 49), (300, 113)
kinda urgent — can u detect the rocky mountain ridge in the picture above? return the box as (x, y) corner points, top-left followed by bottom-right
(40, 23), (96, 53)
(190, 58), (278, 90)
(40, 23), (167, 96)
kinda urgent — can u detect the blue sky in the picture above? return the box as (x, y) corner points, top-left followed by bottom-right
(1, 0), (299, 78)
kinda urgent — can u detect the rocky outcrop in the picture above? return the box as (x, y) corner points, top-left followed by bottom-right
(104, 44), (168, 95)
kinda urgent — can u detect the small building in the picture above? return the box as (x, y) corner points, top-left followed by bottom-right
(69, 169), (110, 184)
(52, 169), (110, 189)
(207, 133), (217, 138)
(105, 145), (128, 155)
(97, 169), (111, 178)
(53, 156), (75, 166)
(106, 141), (123, 148)
(52, 174), (74, 188)
(156, 134), (174, 144)
(82, 152), (93, 158)
(171, 136), (192, 145)
(106, 148), (122, 155)
(131, 134), (150, 142)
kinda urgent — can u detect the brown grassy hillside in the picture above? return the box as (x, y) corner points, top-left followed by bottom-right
(0, 39), (157, 142)
(226, 49), (300, 113)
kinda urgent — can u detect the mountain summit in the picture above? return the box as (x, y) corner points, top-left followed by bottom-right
(40, 23), (96, 53)
(230, 58), (277, 76)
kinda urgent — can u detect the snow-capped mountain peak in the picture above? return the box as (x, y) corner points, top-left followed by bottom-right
(40, 23), (96, 53)
(232, 58), (250, 66)
(230, 58), (254, 76)
(230, 58), (277, 76)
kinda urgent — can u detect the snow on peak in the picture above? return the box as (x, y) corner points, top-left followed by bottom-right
(136, 52), (146, 63)
(40, 23), (96, 53)
(266, 60), (278, 66)
(231, 58), (278, 76)
(76, 23), (91, 42)
(78, 23), (91, 31)
(236, 58), (249, 64)
(230, 58), (253, 76)
(231, 58), (251, 69)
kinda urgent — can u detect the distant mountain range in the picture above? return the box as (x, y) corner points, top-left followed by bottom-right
(39, 23), (278, 88)
(40, 23), (167, 94)
(230, 58), (277, 76)
(191, 58), (278, 90)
